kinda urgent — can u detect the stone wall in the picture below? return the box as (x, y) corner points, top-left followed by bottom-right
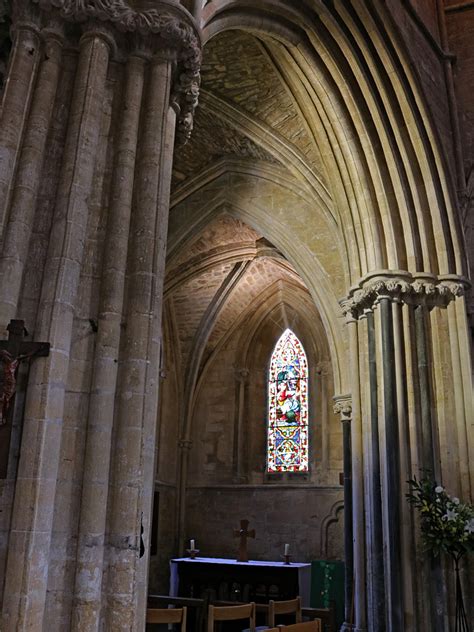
(151, 257), (345, 591)
(185, 487), (344, 564)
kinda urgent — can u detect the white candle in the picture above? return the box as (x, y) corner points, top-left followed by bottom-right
(284, 543), (289, 555)
(190, 539), (195, 550)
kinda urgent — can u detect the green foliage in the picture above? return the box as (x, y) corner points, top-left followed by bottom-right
(406, 476), (474, 559)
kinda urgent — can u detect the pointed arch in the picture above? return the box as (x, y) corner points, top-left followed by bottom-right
(267, 328), (309, 473)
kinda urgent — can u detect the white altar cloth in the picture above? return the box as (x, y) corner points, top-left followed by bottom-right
(170, 557), (311, 606)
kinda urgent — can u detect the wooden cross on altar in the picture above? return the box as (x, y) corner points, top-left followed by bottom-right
(0, 320), (50, 478)
(233, 519), (255, 563)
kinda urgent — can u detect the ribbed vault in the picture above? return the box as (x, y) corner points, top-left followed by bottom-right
(196, 0), (465, 279)
(169, 0), (468, 396)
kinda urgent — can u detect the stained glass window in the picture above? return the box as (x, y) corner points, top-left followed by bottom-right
(267, 329), (309, 473)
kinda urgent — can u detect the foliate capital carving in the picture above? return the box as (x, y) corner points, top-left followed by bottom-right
(340, 298), (358, 323)
(341, 270), (470, 318)
(31, 0), (201, 143)
(333, 395), (352, 421)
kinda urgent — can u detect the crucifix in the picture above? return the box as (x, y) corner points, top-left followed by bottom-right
(0, 319), (50, 479)
(233, 518), (255, 563)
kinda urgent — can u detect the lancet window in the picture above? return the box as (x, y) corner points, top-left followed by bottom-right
(267, 329), (309, 472)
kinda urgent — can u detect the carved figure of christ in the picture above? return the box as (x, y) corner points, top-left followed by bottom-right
(0, 319), (50, 478)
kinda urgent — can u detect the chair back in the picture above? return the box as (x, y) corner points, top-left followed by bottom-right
(207, 602), (256, 631)
(146, 606), (187, 629)
(268, 596), (302, 627)
(278, 621), (322, 631)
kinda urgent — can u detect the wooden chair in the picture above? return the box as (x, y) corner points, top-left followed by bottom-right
(268, 597), (302, 627)
(148, 595), (207, 631)
(146, 606), (187, 630)
(208, 602), (256, 632)
(277, 621), (322, 632)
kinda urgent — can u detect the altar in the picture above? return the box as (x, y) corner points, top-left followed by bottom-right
(170, 557), (311, 607)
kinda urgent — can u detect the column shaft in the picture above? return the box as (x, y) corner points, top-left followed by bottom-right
(233, 370), (248, 480)
(71, 54), (146, 632)
(414, 306), (436, 472)
(348, 318), (366, 631)
(446, 301), (471, 499)
(414, 305), (446, 630)
(319, 365), (329, 471)
(0, 32), (63, 328)
(366, 310), (385, 631)
(106, 53), (175, 630)
(0, 24), (41, 234)
(379, 298), (403, 632)
(342, 417), (353, 626)
(392, 301), (416, 630)
(0, 31), (110, 631)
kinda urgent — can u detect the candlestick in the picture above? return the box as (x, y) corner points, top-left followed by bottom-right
(190, 539), (195, 550)
(284, 543), (289, 555)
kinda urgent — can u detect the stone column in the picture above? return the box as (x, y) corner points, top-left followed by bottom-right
(343, 272), (469, 632)
(176, 438), (193, 554)
(343, 308), (366, 632)
(0, 25), (112, 631)
(413, 301), (446, 630)
(71, 51), (146, 632)
(392, 299), (416, 630)
(0, 23), (64, 330)
(333, 395), (353, 632)
(0, 13), (41, 234)
(377, 295), (403, 632)
(233, 368), (249, 480)
(316, 361), (329, 472)
(365, 308), (385, 631)
(106, 49), (177, 631)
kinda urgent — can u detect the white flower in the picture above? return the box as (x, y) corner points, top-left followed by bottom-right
(443, 508), (458, 522)
(451, 497), (460, 505)
(464, 518), (474, 534)
(435, 486), (444, 494)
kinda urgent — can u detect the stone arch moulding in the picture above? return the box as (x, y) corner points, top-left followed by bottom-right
(320, 499), (344, 560)
(168, 183), (349, 395)
(201, 0), (468, 282)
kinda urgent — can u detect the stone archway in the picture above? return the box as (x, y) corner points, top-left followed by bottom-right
(0, 1), (471, 631)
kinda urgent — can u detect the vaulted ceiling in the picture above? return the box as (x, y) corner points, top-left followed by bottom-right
(167, 28), (332, 400)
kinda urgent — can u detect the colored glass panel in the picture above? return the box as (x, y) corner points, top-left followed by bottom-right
(267, 329), (309, 472)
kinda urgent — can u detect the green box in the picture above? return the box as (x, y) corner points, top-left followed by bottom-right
(310, 560), (345, 629)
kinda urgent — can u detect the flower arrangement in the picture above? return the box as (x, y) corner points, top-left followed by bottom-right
(406, 476), (474, 559)
(407, 476), (473, 632)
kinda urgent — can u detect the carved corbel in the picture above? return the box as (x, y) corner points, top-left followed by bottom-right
(333, 394), (352, 423)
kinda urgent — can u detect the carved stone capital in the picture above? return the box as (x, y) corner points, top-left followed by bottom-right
(79, 19), (118, 54)
(333, 394), (352, 421)
(31, 0), (202, 143)
(340, 298), (358, 323)
(341, 270), (471, 318)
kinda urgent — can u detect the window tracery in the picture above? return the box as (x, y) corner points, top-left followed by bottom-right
(267, 329), (309, 472)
